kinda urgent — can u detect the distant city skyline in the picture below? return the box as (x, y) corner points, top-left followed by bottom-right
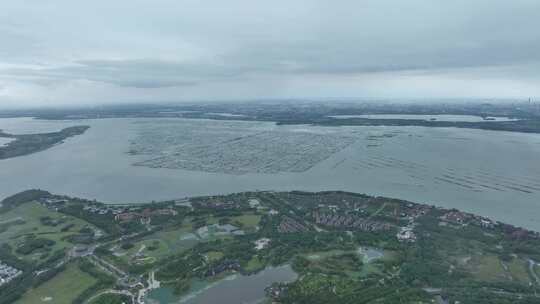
(1, 0), (540, 108)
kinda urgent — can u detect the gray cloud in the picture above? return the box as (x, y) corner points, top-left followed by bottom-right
(2, 60), (203, 88)
(0, 0), (540, 107)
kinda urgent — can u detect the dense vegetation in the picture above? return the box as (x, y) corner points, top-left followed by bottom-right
(0, 189), (50, 213)
(3, 190), (540, 303)
(89, 293), (132, 304)
(0, 125), (89, 159)
(73, 260), (117, 304)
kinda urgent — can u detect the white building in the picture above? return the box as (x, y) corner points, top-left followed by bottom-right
(397, 227), (416, 242)
(254, 238), (271, 250)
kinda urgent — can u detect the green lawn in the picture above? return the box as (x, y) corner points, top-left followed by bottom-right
(301, 250), (365, 278)
(245, 256), (264, 272)
(467, 254), (532, 283)
(304, 250), (348, 261)
(299, 249), (386, 278)
(473, 255), (506, 281)
(534, 264), (540, 283)
(380, 250), (398, 262)
(148, 224), (199, 255)
(15, 264), (97, 304)
(116, 238), (170, 263)
(0, 202), (96, 260)
(89, 293), (130, 304)
(357, 262), (382, 277)
(231, 214), (261, 228)
(206, 251), (224, 262)
(507, 258), (530, 283)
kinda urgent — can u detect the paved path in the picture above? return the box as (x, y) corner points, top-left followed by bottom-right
(137, 270), (161, 304)
(84, 289), (135, 304)
(528, 259), (540, 284)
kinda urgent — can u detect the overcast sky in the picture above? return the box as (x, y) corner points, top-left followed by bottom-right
(1, 0), (540, 108)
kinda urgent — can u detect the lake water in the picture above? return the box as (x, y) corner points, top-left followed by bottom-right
(146, 265), (297, 304)
(1, 117), (540, 231)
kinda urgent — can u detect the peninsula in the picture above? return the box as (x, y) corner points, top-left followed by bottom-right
(0, 126), (89, 160)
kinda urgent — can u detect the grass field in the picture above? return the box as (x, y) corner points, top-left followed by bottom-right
(305, 248), (388, 263)
(357, 262), (382, 277)
(535, 264), (540, 280)
(301, 249), (379, 278)
(379, 250), (397, 262)
(88, 293), (130, 304)
(206, 251), (224, 262)
(152, 224), (199, 254)
(0, 202), (96, 260)
(304, 250), (348, 261)
(473, 255), (506, 281)
(15, 264), (96, 304)
(507, 258), (531, 283)
(116, 238), (170, 263)
(231, 214), (261, 229)
(245, 256), (264, 272)
(467, 254), (532, 283)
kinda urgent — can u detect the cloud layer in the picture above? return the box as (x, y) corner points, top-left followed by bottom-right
(1, 0), (540, 107)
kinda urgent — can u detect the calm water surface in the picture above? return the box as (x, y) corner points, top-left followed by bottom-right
(146, 265), (297, 304)
(1, 117), (540, 231)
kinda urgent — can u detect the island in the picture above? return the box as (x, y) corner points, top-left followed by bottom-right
(279, 116), (540, 134)
(0, 126), (89, 160)
(1, 189), (540, 304)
